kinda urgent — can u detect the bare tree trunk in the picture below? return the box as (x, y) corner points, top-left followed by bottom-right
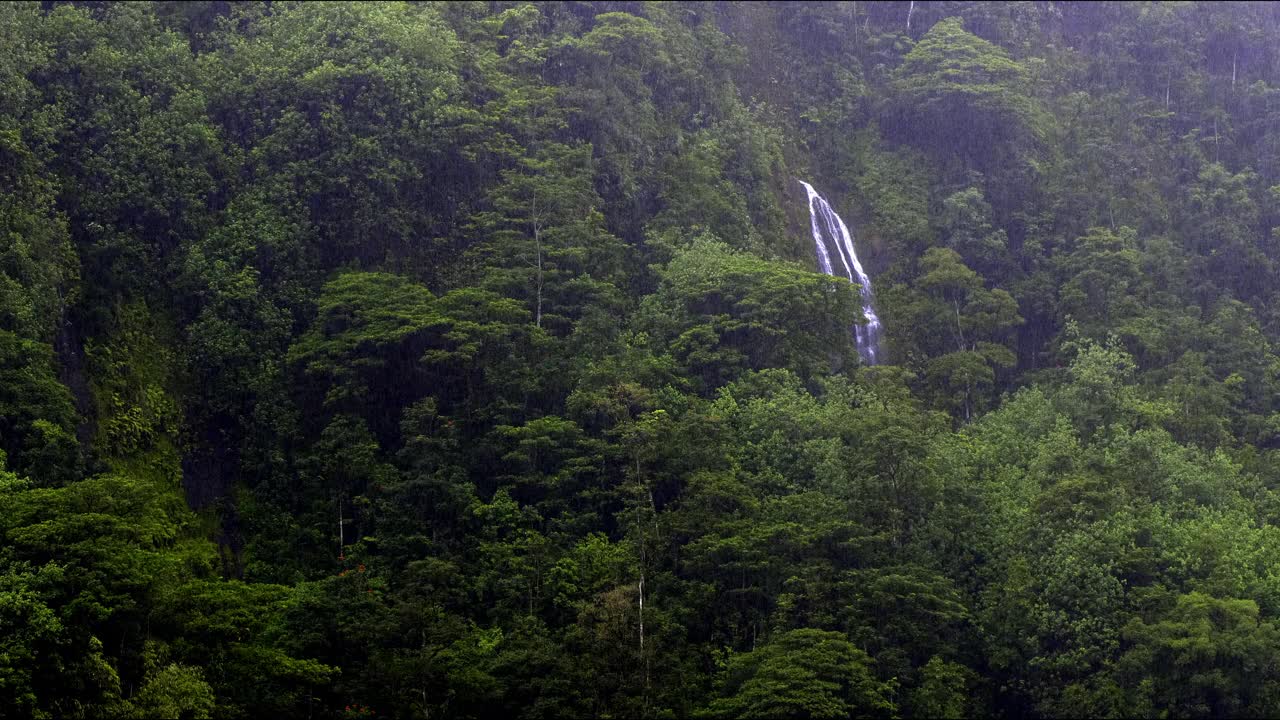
(1232, 50), (1237, 90)
(906, 0), (915, 31)
(1214, 116), (1220, 162)
(635, 458), (650, 715)
(638, 571), (645, 679)
(533, 212), (544, 329)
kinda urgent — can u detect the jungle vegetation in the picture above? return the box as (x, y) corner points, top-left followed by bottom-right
(5, 2), (1280, 718)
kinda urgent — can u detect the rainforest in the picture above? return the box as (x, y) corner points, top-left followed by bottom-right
(5, 1), (1280, 718)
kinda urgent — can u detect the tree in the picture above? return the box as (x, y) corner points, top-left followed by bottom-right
(201, 1), (471, 269)
(889, 16), (1039, 174)
(1117, 592), (1280, 717)
(639, 237), (861, 393)
(701, 628), (896, 720)
(887, 247), (1021, 418)
(472, 141), (626, 338)
(940, 186), (1013, 281)
(1057, 227), (1144, 340)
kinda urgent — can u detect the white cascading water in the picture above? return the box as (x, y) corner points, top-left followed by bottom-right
(799, 180), (884, 365)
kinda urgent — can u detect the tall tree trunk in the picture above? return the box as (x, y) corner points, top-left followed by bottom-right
(634, 457), (650, 715)
(533, 210), (544, 329)
(1214, 116), (1220, 162)
(337, 496), (346, 558)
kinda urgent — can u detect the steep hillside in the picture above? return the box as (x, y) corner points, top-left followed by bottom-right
(6, 2), (1280, 717)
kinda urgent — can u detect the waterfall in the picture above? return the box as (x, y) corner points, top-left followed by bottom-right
(799, 180), (884, 365)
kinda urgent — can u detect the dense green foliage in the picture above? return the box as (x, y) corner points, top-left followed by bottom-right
(6, 1), (1280, 717)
